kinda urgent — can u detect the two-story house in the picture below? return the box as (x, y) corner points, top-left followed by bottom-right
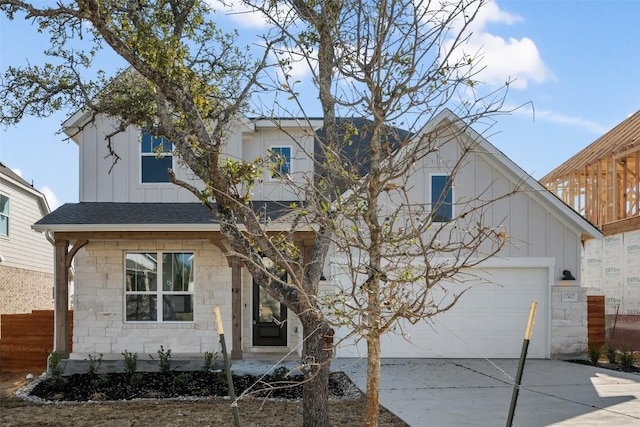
(33, 109), (601, 369)
(0, 162), (54, 337)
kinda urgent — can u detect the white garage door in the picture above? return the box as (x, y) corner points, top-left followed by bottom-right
(335, 267), (549, 358)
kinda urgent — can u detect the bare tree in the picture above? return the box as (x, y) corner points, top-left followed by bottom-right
(241, 0), (520, 425)
(0, 1), (335, 425)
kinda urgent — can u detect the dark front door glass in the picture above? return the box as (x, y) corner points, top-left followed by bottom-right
(252, 279), (288, 346)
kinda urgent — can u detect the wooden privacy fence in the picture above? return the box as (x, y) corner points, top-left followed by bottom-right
(0, 310), (73, 373)
(587, 296), (605, 349)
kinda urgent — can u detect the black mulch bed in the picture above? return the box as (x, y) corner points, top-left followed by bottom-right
(30, 371), (358, 402)
(566, 359), (640, 374)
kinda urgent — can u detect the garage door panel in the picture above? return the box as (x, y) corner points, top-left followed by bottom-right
(335, 266), (549, 358)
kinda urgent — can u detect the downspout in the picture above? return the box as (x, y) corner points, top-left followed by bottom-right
(46, 230), (56, 304)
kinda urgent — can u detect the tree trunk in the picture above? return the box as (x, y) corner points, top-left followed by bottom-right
(363, 336), (381, 426)
(300, 315), (334, 427)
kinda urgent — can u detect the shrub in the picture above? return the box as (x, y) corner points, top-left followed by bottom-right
(121, 350), (138, 376)
(91, 373), (110, 389)
(174, 372), (189, 388)
(605, 344), (617, 364)
(129, 373), (144, 387)
(272, 365), (290, 381)
(588, 345), (602, 365)
(619, 350), (636, 371)
(86, 353), (103, 377)
(48, 351), (66, 388)
(156, 345), (172, 375)
(202, 351), (216, 372)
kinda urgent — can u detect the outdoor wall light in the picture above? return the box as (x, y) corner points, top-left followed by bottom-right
(561, 269), (576, 281)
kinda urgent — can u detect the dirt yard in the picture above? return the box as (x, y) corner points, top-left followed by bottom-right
(1, 372), (408, 427)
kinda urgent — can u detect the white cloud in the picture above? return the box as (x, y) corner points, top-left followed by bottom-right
(467, 1), (523, 32)
(11, 168), (23, 177)
(442, 1), (554, 90)
(40, 186), (61, 210)
(469, 34), (553, 89)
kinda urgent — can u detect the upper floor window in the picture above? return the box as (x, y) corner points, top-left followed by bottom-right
(125, 252), (194, 322)
(431, 174), (453, 222)
(0, 194), (9, 236)
(269, 146), (292, 178)
(141, 131), (173, 183)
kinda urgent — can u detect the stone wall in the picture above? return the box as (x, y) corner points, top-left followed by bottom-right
(0, 265), (53, 338)
(551, 285), (587, 357)
(71, 240), (229, 359)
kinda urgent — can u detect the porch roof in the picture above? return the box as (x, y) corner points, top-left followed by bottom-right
(33, 201), (298, 232)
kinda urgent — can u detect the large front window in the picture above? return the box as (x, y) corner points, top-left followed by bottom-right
(141, 131), (173, 183)
(0, 194), (9, 236)
(125, 252), (194, 322)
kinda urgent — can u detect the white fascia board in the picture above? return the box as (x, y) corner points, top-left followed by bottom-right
(253, 118), (324, 130)
(61, 107), (92, 143)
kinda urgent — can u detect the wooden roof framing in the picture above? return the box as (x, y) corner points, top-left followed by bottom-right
(541, 110), (640, 231)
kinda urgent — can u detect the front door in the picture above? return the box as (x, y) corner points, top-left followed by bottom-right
(252, 279), (288, 346)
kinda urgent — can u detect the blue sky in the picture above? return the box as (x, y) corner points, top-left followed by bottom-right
(0, 0), (638, 210)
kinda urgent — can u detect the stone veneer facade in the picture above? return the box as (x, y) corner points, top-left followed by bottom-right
(550, 285), (588, 357)
(0, 265), (54, 338)
(70, 240), (301, 360)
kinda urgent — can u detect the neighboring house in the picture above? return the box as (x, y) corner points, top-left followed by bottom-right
(33, 109), (601, 368)
(541, 111), (640, 341)
(0, 162), (54, 338)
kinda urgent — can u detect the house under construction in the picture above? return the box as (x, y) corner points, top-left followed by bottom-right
(541, 110), (640, 348)
(541, 111), (640, 235)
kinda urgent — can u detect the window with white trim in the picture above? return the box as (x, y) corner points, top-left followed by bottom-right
(141, 131), (173, 183)
(125, 252), (194, 322)
(431, 174), (453, 222)
(269, 146), (292, 178)
(0, 194), (8, 236)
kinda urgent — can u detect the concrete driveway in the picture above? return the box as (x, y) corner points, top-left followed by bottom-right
(331, 358), (640, 426)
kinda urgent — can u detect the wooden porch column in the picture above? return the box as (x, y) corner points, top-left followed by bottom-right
(54, 240), (70, 357)
(53, 238), (88, 358)
(230, 256), (243, 359)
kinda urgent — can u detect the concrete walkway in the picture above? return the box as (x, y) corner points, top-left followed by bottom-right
(331, 358), (640, 426)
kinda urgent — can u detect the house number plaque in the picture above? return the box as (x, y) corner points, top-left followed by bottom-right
(562, 292), (578, 302)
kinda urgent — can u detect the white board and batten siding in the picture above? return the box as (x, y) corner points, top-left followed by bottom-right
(0, 177), (53, 274)
(76, 116), (317, 204)
(77, 117), (203, 203)
(403, 132), (582, 282)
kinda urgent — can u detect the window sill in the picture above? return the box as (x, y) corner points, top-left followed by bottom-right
(123, 322), (196, 329)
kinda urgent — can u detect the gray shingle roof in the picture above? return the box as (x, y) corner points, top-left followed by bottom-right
(35, 201), (298, 227)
